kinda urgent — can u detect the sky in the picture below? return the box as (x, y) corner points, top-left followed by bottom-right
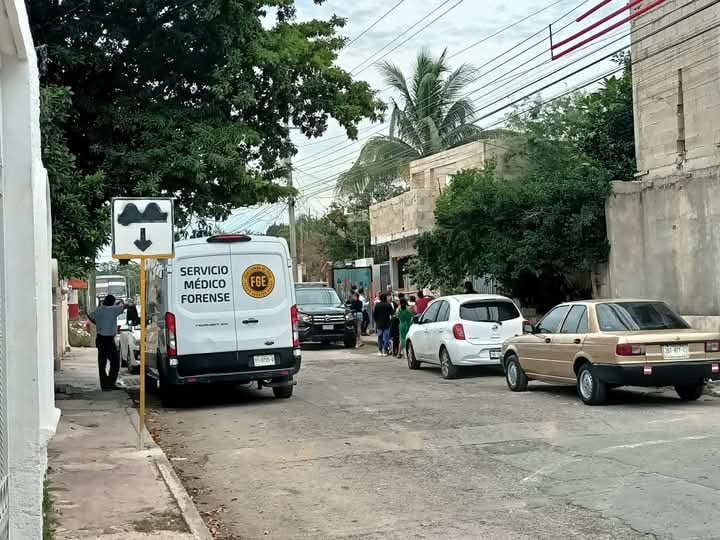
(219, 0), (631, 235)
(101, 0), (631, 261)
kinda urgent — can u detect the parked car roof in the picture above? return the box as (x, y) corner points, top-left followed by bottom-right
(440, 294), (514, 303)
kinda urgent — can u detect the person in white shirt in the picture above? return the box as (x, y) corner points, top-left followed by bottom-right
(359, 287), (369, 335)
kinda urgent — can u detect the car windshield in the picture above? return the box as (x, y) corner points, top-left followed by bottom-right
(460, 300), (519, 322)
(296, 288), (342, 306)
(596, 302), (690, 331)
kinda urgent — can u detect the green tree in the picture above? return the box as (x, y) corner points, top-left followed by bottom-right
(336, 49), (483, 203)
(39, 86), (107, 277)
(412, 66), (634, 310)
(28, 0), (384, 274)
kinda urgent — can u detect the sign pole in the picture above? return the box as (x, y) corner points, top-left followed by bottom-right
(138, 257), (146, 450)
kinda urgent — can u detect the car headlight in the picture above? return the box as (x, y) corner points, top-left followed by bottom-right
(345, 312), (354, 321)
(298, 312), (312, 323)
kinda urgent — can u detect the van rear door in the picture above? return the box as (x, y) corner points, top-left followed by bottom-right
(230, 240), (293, 353)
(172, 243), (238, 359)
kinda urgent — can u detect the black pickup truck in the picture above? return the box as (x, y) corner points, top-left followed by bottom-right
(295, 285), (356, 348)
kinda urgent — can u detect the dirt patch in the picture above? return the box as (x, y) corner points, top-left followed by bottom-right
(133, 510), (188, 533)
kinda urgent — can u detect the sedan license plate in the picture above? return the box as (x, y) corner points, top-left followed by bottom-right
(253, 354), (275, 367)
(489, 349), (501, 360)
(322, 324), (334, 330)
(663, 344), (689, 360)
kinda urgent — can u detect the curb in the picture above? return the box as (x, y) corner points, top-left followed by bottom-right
(125, 407), (213, 540)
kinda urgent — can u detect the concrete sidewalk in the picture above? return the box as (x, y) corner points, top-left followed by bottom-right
(50, 348), (211, 540)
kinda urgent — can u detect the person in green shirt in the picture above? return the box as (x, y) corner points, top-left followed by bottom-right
(396, 298), (414, 359)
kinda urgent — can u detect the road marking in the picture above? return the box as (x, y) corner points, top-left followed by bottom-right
(597, 435), (712, 453)
(521, 458), (581, 483)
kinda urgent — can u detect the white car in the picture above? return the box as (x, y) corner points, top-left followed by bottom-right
(405, 294), (527, 379)
(115, 311), (141, 374)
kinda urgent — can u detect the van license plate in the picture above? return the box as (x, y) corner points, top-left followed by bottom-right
(490, 349), (501, 360)
(253, 354), (275, 367)
(322, 324), (334, 330)
(663, 344), (689, 360)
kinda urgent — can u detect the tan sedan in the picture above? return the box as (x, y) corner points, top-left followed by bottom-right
(502, 300), (720, 405)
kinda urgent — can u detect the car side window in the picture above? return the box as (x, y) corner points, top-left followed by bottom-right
(560, 306), (587, 334)
(436, 301), (450, 323)
(421, 301), (441, 323)
(537, 305), (571, 334)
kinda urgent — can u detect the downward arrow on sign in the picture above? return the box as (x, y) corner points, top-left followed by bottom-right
(134, 228), (153, 252)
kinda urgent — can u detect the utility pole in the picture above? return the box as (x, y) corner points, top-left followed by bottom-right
(284, 121), (298, 279)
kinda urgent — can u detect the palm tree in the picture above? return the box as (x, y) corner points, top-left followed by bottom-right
(336, 49), (483, 203)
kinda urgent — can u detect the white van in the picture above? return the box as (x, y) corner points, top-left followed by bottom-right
(144, 234), (301, 404)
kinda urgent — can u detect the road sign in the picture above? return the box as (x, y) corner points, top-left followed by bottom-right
(111, 198), (174, 259)
(110, 197), (175, 450)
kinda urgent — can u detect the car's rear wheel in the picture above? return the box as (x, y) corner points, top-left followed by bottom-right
(407, 342), (420, 370)
(675, 380), (704, 401)
(440, 347), (459, 379)
(577, 363), (607, 405)
(273, 385), (294, 399)
(505, 354), (528, 392)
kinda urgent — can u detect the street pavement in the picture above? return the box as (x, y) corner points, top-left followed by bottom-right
(148, 344), (720, 539)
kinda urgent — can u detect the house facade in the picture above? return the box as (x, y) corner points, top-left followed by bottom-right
(1, 1), (60, 537)
(369, 140), (509, 291)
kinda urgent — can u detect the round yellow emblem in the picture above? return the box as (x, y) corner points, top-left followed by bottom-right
(242, 265), (275, 298)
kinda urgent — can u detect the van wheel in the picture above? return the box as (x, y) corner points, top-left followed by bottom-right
(577, 363), (608, 405)
(505, 354), (528, 392)
(160, 383), (181, 407)
(440, 348), (459, 379)
(675, 381), (704, 401)
(273, 385), (294, 399)
(407, 342), (420, 370)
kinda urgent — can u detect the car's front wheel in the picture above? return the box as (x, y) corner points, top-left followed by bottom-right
(407, 342), (420, 370)
(343, 333), (356, 348)
(440, 347), (459, 379)
(505, 354), (528, 392)
(675, 381), (704, 401)
(577, 363), (607, 405)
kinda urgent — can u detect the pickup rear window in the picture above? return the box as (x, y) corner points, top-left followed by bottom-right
(460, 301), (519, 323)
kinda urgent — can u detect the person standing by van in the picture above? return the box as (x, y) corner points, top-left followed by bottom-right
(373, 293), (394, 356)
(88, 295), (127, 390)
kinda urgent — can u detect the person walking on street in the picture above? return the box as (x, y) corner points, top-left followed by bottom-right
(463, 280), (477, 294)
(348, 292), (364, 348)
(415, 289), (431, 314)
(373, 293), (394, 356)
(88, 295), (128, 390)
(359, 287), (370, 335)
(396, 298), (414, 358)
(390, 292), (405, 356)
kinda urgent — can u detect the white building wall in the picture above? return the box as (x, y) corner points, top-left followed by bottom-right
(0, 1), (60, 538)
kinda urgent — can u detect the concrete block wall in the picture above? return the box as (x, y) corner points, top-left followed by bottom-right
(632, 0), (720, 178)
(606, 168), (720, 316)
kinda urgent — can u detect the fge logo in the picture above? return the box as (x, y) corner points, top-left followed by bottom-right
(242, 265), (275, 299)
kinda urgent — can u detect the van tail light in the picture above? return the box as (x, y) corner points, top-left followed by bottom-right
(165, 312), (177, 357)
(291, 305), (299, 348)
(705, 340), (720, 353)
(616, 343), (646, 356)
(452, 323), (466, 340)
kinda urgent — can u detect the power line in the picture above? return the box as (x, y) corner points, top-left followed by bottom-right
(294, 0), (712, 183)
(349, 0), (460, 74)
(295, 12), (720, 198)
(294, 1), (599, 168)
(344, 0), (408, 49)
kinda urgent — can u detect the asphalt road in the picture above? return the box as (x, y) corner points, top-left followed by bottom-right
(148, 344), (720, 540)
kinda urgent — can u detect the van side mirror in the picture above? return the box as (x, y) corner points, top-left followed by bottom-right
(523, 322), (534, 334)
(126, 305), (141, 326)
